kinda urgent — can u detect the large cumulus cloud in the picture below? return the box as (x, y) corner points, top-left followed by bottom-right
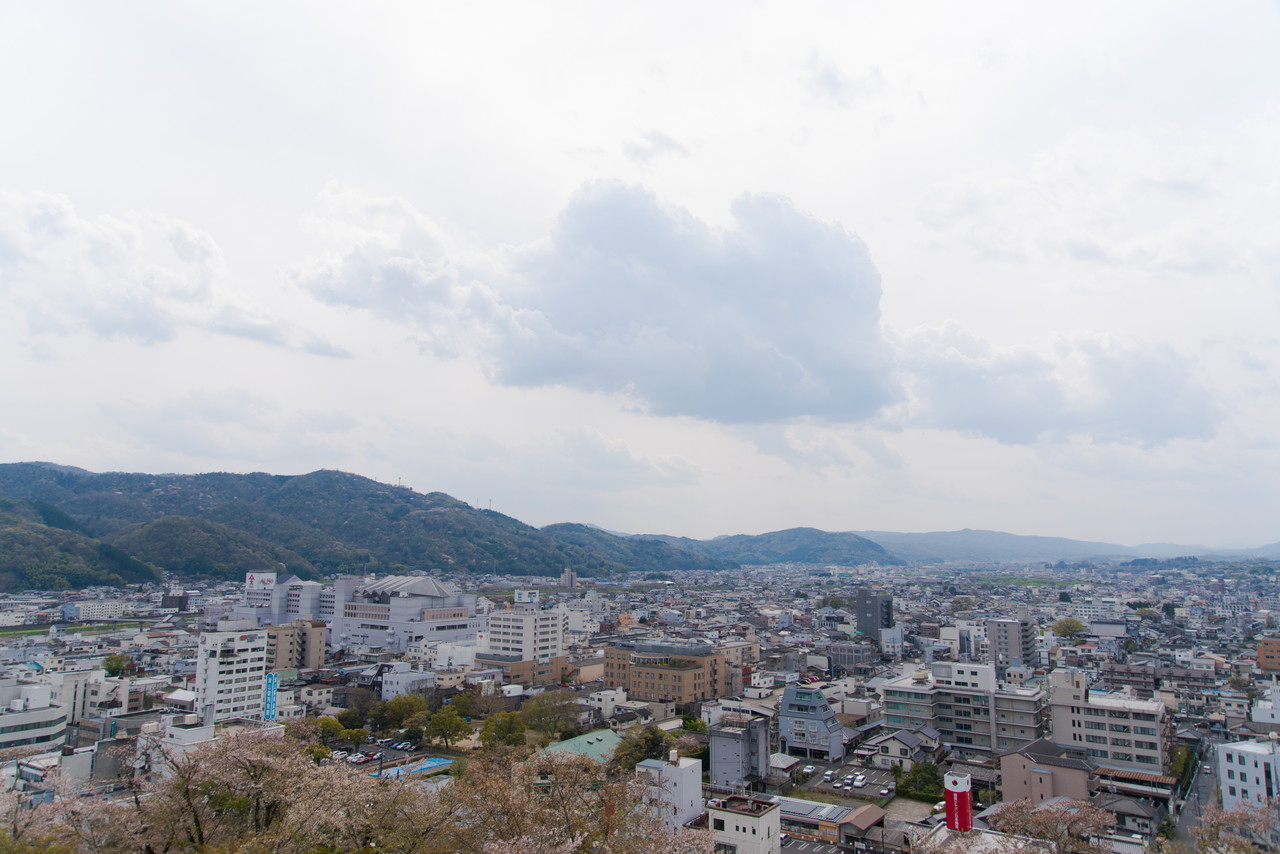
(496, 184), (898, 423)
(297, 182), (1221, 446)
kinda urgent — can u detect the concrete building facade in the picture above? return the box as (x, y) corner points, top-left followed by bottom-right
(194, 623), (267, 724)
(881, 662), (1047, 761)
(1048, 669), (1169, 773)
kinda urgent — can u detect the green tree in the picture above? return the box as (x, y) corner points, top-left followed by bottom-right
(449, 691), (475, 719)
(383, 694), (429, 728)
(519, 690), (581, 736)
(478, 712), (527, 748)
(681, 715), (708, 734)
(338, 727), (368, 747)
(900, 761), (944, 800)
(306, 744), (331, 763)
(610, 724), (674, 770)
(428, 706), (470, 748)
(315, 716), (343, 743)
(1161, 602), (1177, 618)
(101, 653), (132, 678)
(1052, 617), (1086, 639)
(336, 707), (364, 730)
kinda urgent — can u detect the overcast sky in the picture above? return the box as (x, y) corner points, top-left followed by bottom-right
(2, 2), (1278, 547)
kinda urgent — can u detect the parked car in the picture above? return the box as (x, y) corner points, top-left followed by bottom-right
(832, 782), (844, 789)
(880, 787), (893, 796)
(823, 771), (834, 781)
(853, 774), (867, 788)
(347, 753), (366, 763)
(330, 751), (348, 760)
(802, 765), (816, 775)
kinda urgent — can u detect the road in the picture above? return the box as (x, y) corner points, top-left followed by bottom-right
(1175, 733), (1218, 844)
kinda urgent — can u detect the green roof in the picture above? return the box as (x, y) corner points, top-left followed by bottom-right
(543, 728), (622, 762)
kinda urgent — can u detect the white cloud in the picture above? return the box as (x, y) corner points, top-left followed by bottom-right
(0, 190), (345, 356)
(899, 323), (1218, 446)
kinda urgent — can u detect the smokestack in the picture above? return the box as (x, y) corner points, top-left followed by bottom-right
(944, 772), (973, 832)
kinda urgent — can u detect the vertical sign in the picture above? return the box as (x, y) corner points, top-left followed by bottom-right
(944, 772), (973, 832)
(263, 671), (279, 720)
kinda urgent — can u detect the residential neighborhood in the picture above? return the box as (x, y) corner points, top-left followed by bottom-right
(0, 555), (1277, 852)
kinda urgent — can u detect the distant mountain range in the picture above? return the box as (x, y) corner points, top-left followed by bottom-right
(852, 529), (1280, 564)
(0, 462), (1273, 592)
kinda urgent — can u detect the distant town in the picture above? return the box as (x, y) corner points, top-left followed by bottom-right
(1, 553), (1277, 853)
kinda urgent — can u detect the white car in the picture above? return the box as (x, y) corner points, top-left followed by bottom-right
(802, 765), (816, 775)
(853, 774), (868, 788)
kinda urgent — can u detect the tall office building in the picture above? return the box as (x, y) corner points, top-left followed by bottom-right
(987, 611), (1037, 670)
(485, 595), (569, 661)
(881, 662), (1048, 761)
(195, 622), (268, 724)
(855, 588), (894, 638)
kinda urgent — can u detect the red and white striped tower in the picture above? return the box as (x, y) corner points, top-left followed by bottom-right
(943, 771), (973, 832)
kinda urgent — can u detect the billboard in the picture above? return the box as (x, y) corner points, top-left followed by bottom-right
(245, 572), (277, 591)
(944, 772), (973, 832)
(263, 671), (280, 721)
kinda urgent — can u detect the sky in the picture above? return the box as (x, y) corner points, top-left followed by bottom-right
(1, 2), (1278, 547)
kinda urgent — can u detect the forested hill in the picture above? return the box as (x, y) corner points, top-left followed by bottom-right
(645, 527), (905, 567)
(0, 463), (736, 589)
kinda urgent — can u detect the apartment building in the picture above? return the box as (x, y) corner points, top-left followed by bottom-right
(706, 796), (782, 854)
(987, 613), (1037, 670)
(710, 711), (772, 790)
(881, 662), (1047, 761)
(1216, 738), (1280, 849)
(1048, 669), (1169, 773)
(855, 589), (893, 639)
(195, 623), (267, 724)
(265, 619), (327, 671)
(603, 640), (737, 703)
(1257, 637), (1280, 673)
(778, 686), (847, 762)
(485, 602), (568, 661)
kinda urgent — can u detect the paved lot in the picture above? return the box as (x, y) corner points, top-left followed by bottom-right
(800, 760), (898, 801)
(781, 837), (842, 853)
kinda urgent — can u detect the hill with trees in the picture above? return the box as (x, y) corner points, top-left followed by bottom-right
(0, 463), (743, 589)
(646, 526), (904, 566)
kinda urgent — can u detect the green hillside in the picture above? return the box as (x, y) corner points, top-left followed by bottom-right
(647, 526), (904, 566)
(0, 463), (737, 587)
(111, 516), (319, 581)
(0, 498), (160, 590)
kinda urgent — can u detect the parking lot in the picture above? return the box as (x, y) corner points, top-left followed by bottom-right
(798, 760), (897, 800)
(781, 837), (842, 853)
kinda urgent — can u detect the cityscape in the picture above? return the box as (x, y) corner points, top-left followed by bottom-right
(0, 482), (1277, 852)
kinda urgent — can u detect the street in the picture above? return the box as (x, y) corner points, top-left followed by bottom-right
(1174, 733), (1218, 844)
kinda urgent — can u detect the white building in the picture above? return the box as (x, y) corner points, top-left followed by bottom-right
(0, 679), (67, 751)
(63, 600), (126, 621)
(485, 601), (568, 661)
(707, 796), (782, 854)
(1250, 685), (1280, 726)
(324, 576), (482, 653)
(195, 622), (267, 724)
(636, 753), (703, 830)
(1216, 738), (1280, 849)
